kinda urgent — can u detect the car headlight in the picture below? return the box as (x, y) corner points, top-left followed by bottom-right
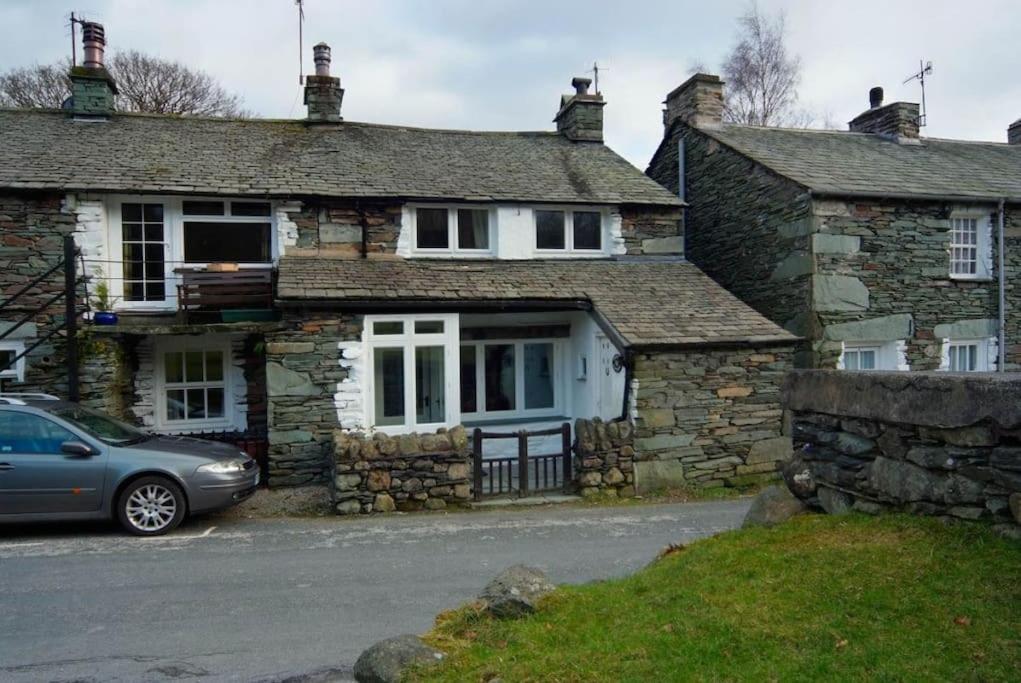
(197, 459), (248, 474)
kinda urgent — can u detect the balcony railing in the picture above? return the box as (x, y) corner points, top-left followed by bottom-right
(175, 267), (274, 319)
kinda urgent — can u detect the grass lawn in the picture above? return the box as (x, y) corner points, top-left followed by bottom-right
(413, 514), (1021, 682)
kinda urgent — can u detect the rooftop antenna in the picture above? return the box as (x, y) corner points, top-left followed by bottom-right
(588, 61), (607, 95)
(903, 59), (933, 127)
(295, 0), (305, 84)
(69, 12), (86, 67)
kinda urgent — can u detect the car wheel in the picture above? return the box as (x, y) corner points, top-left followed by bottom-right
(117, 476), (186, 536)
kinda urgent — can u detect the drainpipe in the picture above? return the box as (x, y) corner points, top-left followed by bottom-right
(619, 348), (635, 422)
(998, 199), (1006, 372)
(357, 201), (368, 259)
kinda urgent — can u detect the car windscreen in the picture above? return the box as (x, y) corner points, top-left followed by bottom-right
(51, 405), (150, 446)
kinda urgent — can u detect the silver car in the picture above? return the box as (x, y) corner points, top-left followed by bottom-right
(0, 395), (258, 535)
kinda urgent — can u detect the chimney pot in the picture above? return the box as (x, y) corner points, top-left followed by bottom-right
(571, 77), (592, 95)
(313, 42), (332, 77)
(81, 21), (106, 69)
(869, 86), (884, 109)
(662, 73), (724, 130)
(1009, 119), (1021, 145)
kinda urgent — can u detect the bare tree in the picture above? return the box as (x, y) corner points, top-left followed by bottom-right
(721, 3), (802, 126)
(0, 51), (247, 117)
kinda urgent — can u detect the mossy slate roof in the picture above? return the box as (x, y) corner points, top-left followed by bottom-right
(688, 124), (1021, 202)
(277, 257), (796, 348)
(0, 109), (680, 206)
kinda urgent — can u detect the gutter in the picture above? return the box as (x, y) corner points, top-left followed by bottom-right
(811, 189), (1021, 205)
(998, 198), (1007, 372)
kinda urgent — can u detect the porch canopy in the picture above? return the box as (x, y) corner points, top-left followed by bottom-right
(276, 257), (796, 350)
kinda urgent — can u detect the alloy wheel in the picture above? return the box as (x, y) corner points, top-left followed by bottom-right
(125, 483), (178, 532)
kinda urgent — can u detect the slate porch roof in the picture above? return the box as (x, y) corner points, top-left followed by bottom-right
(0, 109), (680, 206)
(653, 122), (1021, 202)
(276, 257), (797, 349)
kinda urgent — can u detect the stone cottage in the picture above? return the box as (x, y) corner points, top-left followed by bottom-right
(0, 25), (797, 494)
(647, 74), (1020, 372)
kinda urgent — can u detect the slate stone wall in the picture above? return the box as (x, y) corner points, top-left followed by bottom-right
(574, 417), (636, 497)
(331, 427), (472, 514)
(811, 198), (1020, 370)
(783, 370), (1021, 528)
(619, 205), (685, 255)
(280, 200), (403, 256)
(265, 313), (362, 486)
(646, 124), (814, 360)
(631, 344), (793, 489)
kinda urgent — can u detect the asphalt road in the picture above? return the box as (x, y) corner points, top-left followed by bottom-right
(0, 499), (750, 682)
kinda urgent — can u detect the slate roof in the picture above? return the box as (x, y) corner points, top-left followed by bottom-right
(276, 257), (797, 348)
(0, 109), (680, 206)
(674, 123), (1021, 202)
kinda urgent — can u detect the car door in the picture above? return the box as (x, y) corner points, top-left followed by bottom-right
(0, 410), (107, 514)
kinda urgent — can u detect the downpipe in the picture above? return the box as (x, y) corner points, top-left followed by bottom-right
(998, 199), (1007, 372)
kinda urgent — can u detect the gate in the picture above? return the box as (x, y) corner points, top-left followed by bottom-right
(472, 423), (572, 500)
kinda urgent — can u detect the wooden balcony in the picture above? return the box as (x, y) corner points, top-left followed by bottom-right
(175, 267), (275, 322)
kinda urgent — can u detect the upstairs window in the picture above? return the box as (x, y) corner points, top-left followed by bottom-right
(183, 200), (273, 264)
(413, 206), (492, 253)
(841, 345), (878, 370)
(535, 208), (604, 253)
(949, 214), (991, 279)
(122, 203), (166, 301)
(943, 339), (994, 372)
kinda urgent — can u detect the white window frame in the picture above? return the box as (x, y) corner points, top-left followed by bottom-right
(459, 338), (565, 422)
(363, 313), (460, 434)
(837, 340), (908, 371)
(533, 206), (609, 256)
(0, 341), (26, 382)
(838, 344), (880, 371)
(940, 338), (995, 372)
(948, 211), (992, 280)
(107, 195), (278, 313)
(408, 204), (495, 256)
(153, 335), (238, 432)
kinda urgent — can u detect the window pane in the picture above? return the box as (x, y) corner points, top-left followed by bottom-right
(123, 222), (143, 241)
(144, 244), (164, 278)
(183, 200), (225, 216)
(373, 321), (403, 335)
(374, 347), (405, 426)
(968, 345), (978, 370)
(207, 388), (224, 418)
(185, 351), (205, 382)
(164, 352), (184, 383)
(415, 346), (445, 424)
(231, 201), (271, 217)
(144, 223), (164, 241)
(414, 320), (444, 334)
(860, 350), (876, 370)
(485, 344), (516, 412)
(183, 222), (271, 263)
(844, 351), (860, 370)
(573, 212), (602, 250)
(457, 209), (489, 250)
(535, 210), (565, 250)
(0, 349), (16, 376)
(186, 389), (206, 420)
(460, 345), (477, 413)
(0, 413), (75, 454)
(122, 203), (142, 222)
(143, 204), (164, 222)
(416, 208), (449, 249)
(524, 343), (555, 409)
(166, 389), (186, 421)
(206, 350), (224, 382)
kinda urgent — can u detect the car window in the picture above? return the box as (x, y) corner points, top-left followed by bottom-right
(0, 411), (78, 454)
(52, 405), (148, 446)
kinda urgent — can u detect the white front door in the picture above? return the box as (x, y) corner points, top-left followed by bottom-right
(595, 334), (618, 420)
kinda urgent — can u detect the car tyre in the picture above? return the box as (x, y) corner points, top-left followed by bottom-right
(116, 476), (187, 536)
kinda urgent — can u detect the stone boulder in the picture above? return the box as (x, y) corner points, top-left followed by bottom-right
(353, 634), (444, 683)
(478, 565), (555, 618)
(817, 486), (854, 515)
(781, 455), (818, 504)
(742, 485), (808, 528)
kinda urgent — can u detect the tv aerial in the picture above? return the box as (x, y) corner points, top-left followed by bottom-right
(903, 60), (933, 127)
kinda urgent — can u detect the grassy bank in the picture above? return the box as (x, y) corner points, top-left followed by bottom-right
(414, 514), (1021, 682)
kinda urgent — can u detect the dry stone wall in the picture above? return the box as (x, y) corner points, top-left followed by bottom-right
(332, 427), (473, 514)
(631, 345), (793, 490)
(574, 418), (636, 497)
(783, 370), (1021, 528)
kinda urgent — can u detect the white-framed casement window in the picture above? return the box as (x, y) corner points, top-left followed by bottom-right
(0, 341), (26, 382)
(459, 339), (563, 421)
(840, 344), (880, 370)
(949, 213), (992, 279)
(410, 205), (494, 255)
(534, 207), (606, 254)
(942, 338), (995, 372)
(838, 340), (908, 371)
(107, 196), (276, 311)
(154, 337), (236, 432)
(364, 314), (460, 433)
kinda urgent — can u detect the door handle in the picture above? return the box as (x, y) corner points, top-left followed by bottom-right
(0, 462), (13, 471)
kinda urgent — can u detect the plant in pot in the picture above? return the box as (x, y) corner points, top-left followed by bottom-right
(91, 280), (118, 326)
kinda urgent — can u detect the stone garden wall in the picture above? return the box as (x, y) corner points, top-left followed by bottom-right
(331, 427), (473, 514)
(574, 418), (636, 497)
(631, 344), (794, 491)
(783, 370), (1021, 527)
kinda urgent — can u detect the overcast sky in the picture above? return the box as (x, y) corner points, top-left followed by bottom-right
(2, 0), (1019, 168)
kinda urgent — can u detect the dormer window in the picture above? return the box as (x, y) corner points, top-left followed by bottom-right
(535, 208), (604, 253)
(412, 206), (492, 254)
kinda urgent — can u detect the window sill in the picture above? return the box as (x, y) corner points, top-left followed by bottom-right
(948, 274), (994, 282)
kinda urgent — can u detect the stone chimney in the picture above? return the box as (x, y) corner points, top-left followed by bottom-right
(304, 42), (344, 123)
(848, 86), (920, 142)
(663, 73), (724, 129)
(554, 77), (605, 142)
(68, 22), (118, 118)
(1009, 119), (1021, 145)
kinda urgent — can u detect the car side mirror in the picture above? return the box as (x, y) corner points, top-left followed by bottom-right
(61, 440), (95, 457)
